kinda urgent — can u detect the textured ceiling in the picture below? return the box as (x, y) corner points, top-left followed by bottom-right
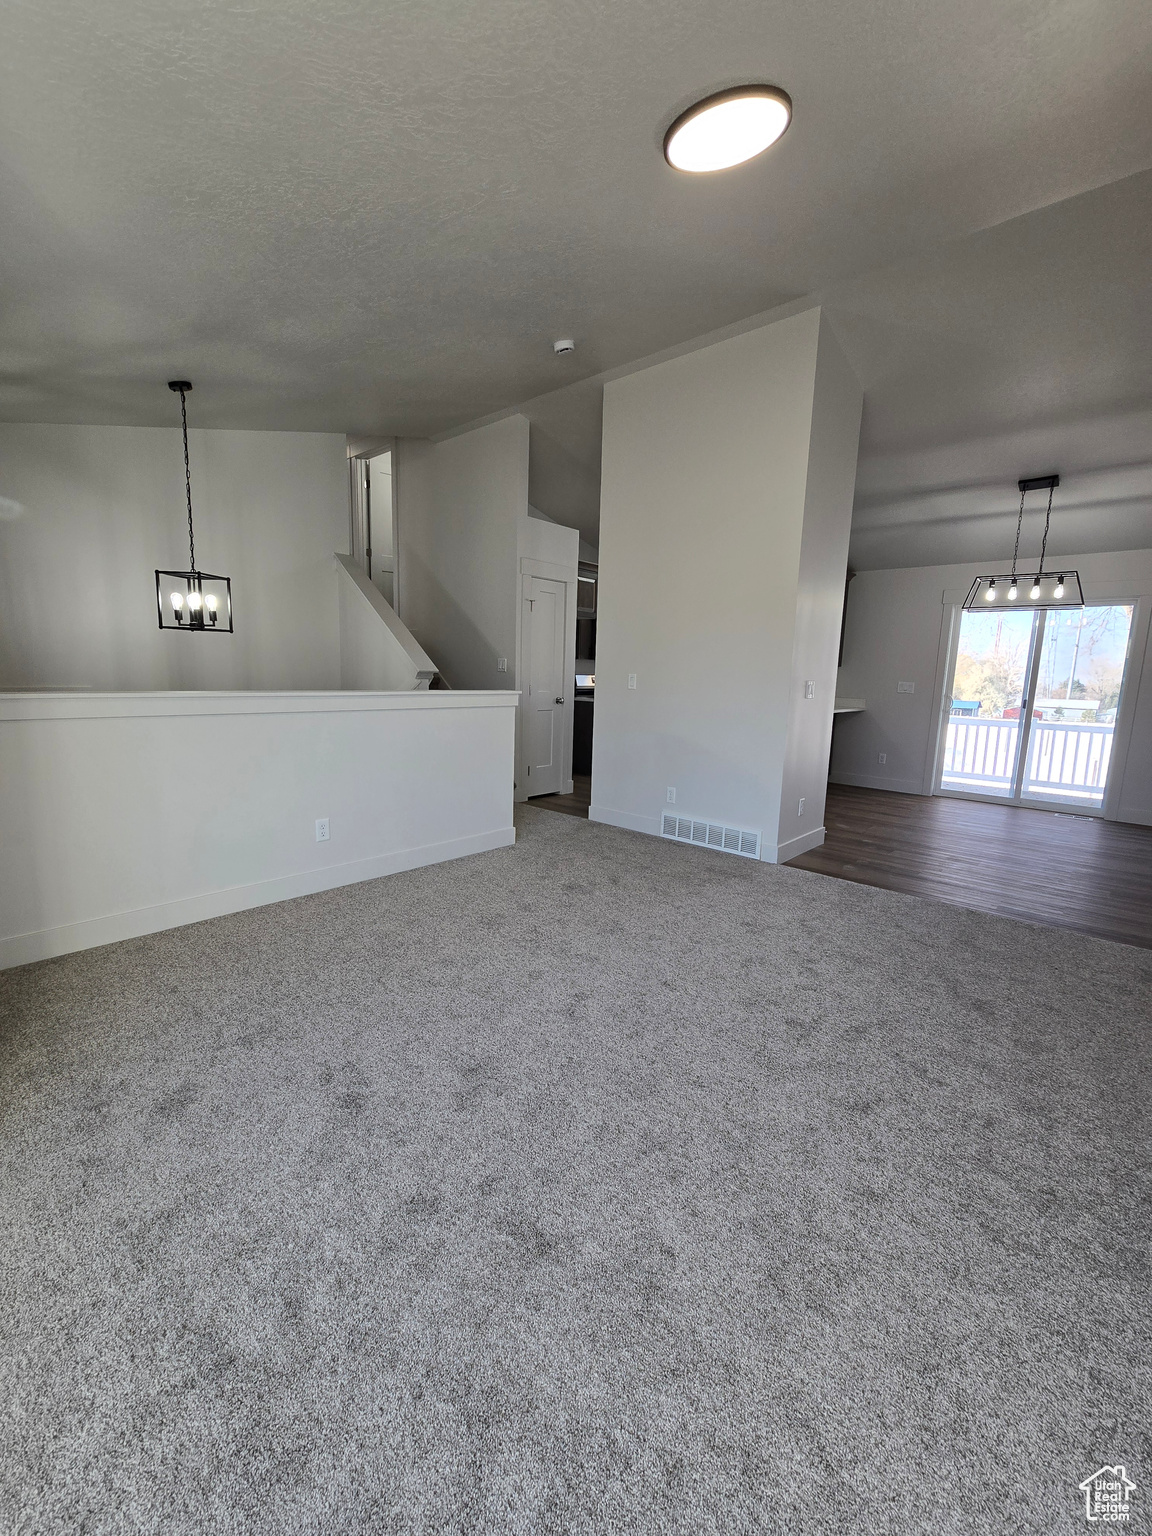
(2, 0), (1152, 442)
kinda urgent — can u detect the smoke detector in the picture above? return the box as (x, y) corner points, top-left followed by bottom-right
(553, 338), (575, 356)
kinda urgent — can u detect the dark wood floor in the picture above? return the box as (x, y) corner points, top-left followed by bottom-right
(528, 774), (591, 819)
(788, 783), (1152, 949)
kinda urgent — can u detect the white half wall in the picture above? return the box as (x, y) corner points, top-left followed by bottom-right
(0, 424), (349, 691)
(0, 689), (518, 969)
(832, 547), (1152, 825)
(590, 306), (862, 861)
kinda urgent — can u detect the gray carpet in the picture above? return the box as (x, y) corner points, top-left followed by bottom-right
(2, 806), (1149, 1535)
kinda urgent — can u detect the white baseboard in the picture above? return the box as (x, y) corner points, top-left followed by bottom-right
(588, 804), (662, 836)
(1113, 805), (1152, 827)
(775, 826), (826, 862)
(0, 825), (516, 971)
(828, 771), (924, 795)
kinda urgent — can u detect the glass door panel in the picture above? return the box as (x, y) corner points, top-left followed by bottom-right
(939, 609), (1037, 797)
(1022, 605), (1134, 809)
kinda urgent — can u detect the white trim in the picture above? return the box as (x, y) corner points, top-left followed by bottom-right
(0, 689), (518, 723)
(588, 804), (661, 835)
(0, 825), (515, 971)
(776, 826), (826, 861)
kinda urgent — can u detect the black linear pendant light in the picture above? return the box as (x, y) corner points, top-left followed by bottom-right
(963, 475), (1084, 611)
(155, 381), (233, 633)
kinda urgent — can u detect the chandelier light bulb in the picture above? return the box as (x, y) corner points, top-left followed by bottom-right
(1008, 580), (1018, 601)
(1030, 578), (1041, 600)
(664, 86), (792, 173)
(205, 593), (217, 611)
(1054, 576), (1065, 598)
(169, 591), (183, 609)
(187, 591), (202, 610)
(984, 580), (996, 600)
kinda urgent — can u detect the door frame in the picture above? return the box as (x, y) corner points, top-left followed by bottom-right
(517, 556), (577, 801)
(930, 591), (1148, 822)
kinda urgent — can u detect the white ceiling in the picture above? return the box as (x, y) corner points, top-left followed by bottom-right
(2, 0), (1150, 555)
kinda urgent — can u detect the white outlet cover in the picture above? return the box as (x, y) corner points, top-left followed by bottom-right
(798, 798), (805, 816)
(628, 674), (637, 689)
(878, 754), (887, 764)
(667, 787), (676, 803)
(897, 680), (915, 694)
(315, 817), (330, 841)
(804, 680), (814, 699)
(497, 658), (507, 672)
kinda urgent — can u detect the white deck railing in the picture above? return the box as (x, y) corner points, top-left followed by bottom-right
(941, 717), (1113, 801)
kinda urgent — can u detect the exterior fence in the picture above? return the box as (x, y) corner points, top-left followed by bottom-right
(941, 717), (1113, 801)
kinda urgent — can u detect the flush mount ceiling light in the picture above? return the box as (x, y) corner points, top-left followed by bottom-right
(663, 85), (792, 173)
(155, 381), (233, 634)
(963, 475), (1084, 611)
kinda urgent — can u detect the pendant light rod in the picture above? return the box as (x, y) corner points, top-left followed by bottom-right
(168, 380), (195, 571)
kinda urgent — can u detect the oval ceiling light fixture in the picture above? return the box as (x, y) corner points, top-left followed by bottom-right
(664, 85), (792, 173)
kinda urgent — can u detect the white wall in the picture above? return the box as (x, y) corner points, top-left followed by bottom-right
(394, 416), (529, 690)
(591, 306), (862, 861)
(832, 547), (1152, 825)
(335, 555), (437, 691)
(0, 424), (349, 691)
(0, 689), (518, 968)
(778, 315), (865, 853)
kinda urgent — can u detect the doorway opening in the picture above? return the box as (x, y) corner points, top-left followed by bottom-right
(349, 450), (395, 607)
(521, 572), (569, 799)
(937, 604), (1135, 811)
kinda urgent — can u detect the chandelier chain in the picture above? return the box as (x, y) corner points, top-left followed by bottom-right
(1037, 483), (1054, 577)
(179, 386), (195, 572)
(1010, 484), (1025, 579)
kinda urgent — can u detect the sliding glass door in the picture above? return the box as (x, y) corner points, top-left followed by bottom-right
(938, 604), (1134, 811)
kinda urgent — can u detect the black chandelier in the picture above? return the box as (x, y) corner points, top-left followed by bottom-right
(963, 474), (1083, 611)
(155, 381), (233, 633)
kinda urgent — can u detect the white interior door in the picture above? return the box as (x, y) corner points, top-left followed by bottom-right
(522, 575), (566, 796)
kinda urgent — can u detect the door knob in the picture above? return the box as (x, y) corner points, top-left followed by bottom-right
(555, 696), (564, 705)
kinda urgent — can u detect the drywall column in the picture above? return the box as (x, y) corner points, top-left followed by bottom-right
(590, 307), (862, 862)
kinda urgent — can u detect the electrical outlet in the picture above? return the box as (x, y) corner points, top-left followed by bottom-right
(897, 680), (915, 694)
(315, 817), (330, 842)
(497, 658), (507, 673)
(804, 680), (815, 699)
(878, 753), (886, 765)
(798, 797), (805, 816)
(667, 787), (676, 804)
(628, 673), (637, 690)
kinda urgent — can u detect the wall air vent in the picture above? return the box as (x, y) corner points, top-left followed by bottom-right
(660, 813), (760, 859)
